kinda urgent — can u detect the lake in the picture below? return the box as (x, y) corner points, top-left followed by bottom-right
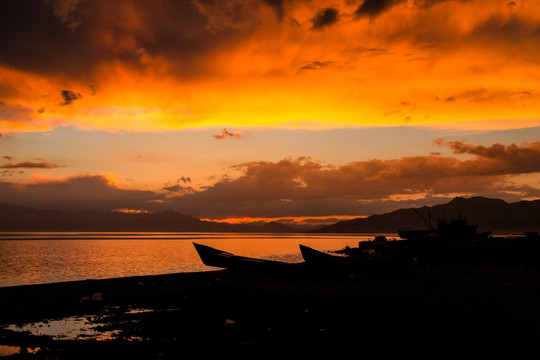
(0, 232), (392, 287)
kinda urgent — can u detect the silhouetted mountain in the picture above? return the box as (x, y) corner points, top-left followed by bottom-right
(0, 204), (301, 232)
(3, 197), (538, 233)
(315, 197), (540, 235)
(259, 221), (300, 233)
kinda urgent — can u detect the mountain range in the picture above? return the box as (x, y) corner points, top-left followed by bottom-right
(1, 197), (539, 234)
(0, 204), (301, 232)
(315, 196), (540, 234)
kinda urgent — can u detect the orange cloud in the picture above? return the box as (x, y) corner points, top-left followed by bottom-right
(1, 139), (539, 217)
(159, 140), (540, 217)
(1, 0), (540, 132)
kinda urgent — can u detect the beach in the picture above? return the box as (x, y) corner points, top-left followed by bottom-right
(2, 263), (540, 359)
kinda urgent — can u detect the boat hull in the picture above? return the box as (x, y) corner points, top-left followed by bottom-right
(193, 243), (304, 272)
(299, 244), (406, 270)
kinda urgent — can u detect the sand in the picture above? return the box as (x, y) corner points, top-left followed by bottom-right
(1, 263), (540, 359)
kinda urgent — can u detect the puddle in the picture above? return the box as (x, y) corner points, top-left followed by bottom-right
(124, 308), (154, 314)
(0, 345), (41, 356)
(0, 345), (20, 356)
(2, 306), (179, 342)
(5, 315), (119, 341)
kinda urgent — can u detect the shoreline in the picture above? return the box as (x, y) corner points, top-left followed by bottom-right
(2, 264), (540, 359)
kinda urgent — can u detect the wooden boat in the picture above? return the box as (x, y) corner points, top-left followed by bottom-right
(299, 244), (407, 269)
(299, 244), (354, 265)
(193, 243), (305, 272)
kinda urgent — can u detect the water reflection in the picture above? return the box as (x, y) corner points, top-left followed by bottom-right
(3, 307), (178, 342)
(0, 232), (389, 287)
(0, 345), (20, 356)
(0, 345), (42, 356)
(6, 315), (119, 341)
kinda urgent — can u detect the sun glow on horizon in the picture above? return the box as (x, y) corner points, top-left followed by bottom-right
(201, 215), (368, 226)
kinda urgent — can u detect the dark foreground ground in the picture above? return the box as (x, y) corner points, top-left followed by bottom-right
(2, 263), (540, 359)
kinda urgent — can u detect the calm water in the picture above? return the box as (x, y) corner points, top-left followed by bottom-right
(0, 232), (391, 287)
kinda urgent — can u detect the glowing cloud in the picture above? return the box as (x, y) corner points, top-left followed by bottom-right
(1, 0), (540, 132)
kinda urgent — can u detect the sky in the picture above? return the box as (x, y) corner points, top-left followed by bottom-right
(1, 0), (540, 225)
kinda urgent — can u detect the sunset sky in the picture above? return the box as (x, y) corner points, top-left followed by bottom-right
(1, 0), (540, 225)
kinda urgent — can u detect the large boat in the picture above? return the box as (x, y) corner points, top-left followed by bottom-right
(398, 212), (491, 242)
(193, 243), (305, 272)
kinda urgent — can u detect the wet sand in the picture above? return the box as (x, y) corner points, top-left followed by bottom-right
(1, 264), (540, 359)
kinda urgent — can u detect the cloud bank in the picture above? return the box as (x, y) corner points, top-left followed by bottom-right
(2, 140), (539, 218)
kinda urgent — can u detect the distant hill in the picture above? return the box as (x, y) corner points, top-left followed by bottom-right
(0, 204), (302, 233)
(3, 197), (539, 234)
(315, 197), (540, 235)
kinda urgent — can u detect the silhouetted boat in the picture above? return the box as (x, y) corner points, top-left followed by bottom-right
(299, 244), (351, 264)
(398, 212), (491, 242)
(299, 244), (406, 269)
(193, 243), (304, 272)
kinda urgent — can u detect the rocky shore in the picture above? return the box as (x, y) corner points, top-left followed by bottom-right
(1, 263), (540, 359)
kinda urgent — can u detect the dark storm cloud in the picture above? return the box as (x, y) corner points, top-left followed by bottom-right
(355, 0), (404, 18)
(0, 0), (258, 81)
(311, 7), (339, 29)
(466, 16), (540, 63)
(0, 0), (93, 79)
(0, 161), (61, 169)
(406, 13), (540, 64)
(59, 90), (82, 106)
(2, 0), (537, 87)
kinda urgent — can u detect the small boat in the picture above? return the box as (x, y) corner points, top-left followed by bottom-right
(299, 244), (405, 270)
(299, 244), (354, 265)
(193, 243), (304, 272)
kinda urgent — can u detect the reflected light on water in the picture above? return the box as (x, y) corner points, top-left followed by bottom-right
(6, 316), (119, 341)
(0, 345), (41, 356)
(2, 307), (177, 343)
(0, 232), (390, 287)
(0, 345), (20, 356)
